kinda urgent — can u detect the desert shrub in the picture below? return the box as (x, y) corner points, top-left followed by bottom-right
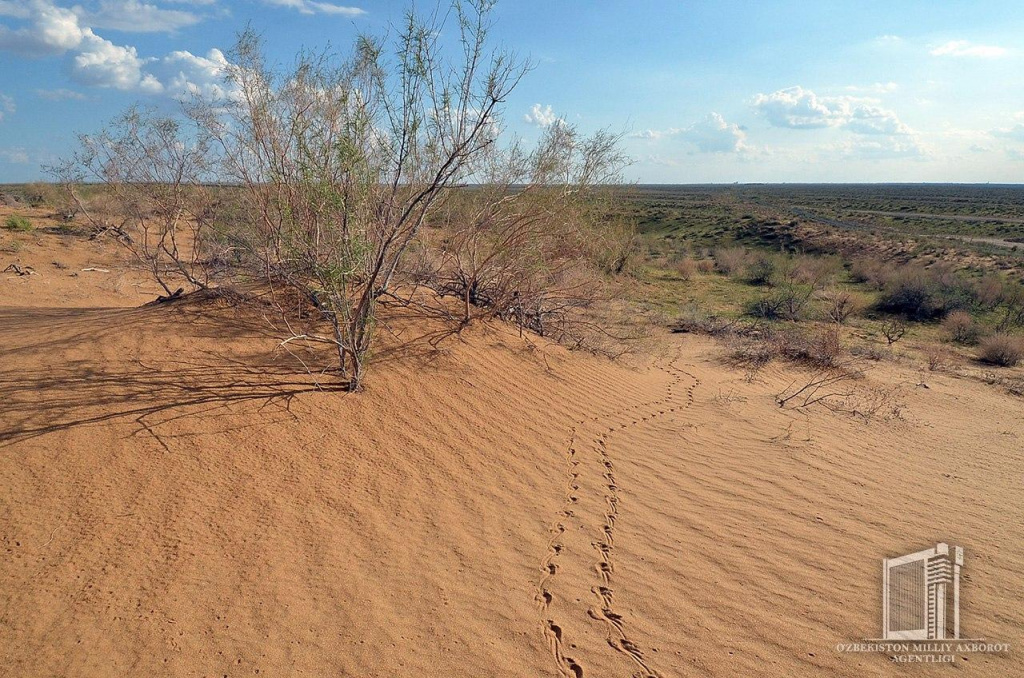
(850, 258), (891, 289)
(714, 247), (750, 276)
(672, 304), (744, 337)
(820, 289), (865, 324)
(748, 283), (812, 321)
(923, 345), (949, 372)
(3, 215), (31, 231)
(675, 257), (696, 281)
(774, 326), (844, 368)
(874, 265), (978, 320)
(881, 317), (907, 345)
(942, 310), (982, 345)
(973, 274), (1005, 310)
(695, 258), (715, 274)
(851, 343), (889, 362)
(997, 284), (1024, 331)
(789, 254), (841, 288)
(744, 254), (777, 286)
(978, 334), (1024, 367)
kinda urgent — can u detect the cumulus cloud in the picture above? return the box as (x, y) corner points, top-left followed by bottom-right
(0, 93), (14, 122)
(753, 86), (912, 136)
(0, 1), (89, 57)
(152, 47), (233, 100)
(262, 0), (366, 16)
(752, 86), (850, 129)
(681, 113), (748, 153)
(0, 1), (235, 98)
(930, 40), (1008, 58)
(523, 103), (561, 128)
(72, 33), (158, 91)
(845, 105), (912, 135)
(631, 113), (750, 154)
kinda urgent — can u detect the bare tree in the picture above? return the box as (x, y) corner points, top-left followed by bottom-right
(186, 1), (529, 389)
(50, 107), (216, 298)
(431, 122), (633, 343)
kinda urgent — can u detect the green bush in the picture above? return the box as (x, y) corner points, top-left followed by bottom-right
(748, 283), (812, 321)
(874, 265), (978, 320)
(744, 255), (777, 286)
(3, 215), (32, 231)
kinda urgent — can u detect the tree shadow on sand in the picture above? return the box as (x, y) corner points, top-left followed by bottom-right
(0, 301), (459, 448)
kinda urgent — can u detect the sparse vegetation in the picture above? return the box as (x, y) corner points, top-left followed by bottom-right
(3, 215), (31, 231)
(979, 334), (1024, 367)
(943, 310), (982, 345)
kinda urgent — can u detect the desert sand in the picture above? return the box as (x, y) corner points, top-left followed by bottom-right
(2, 212), (1022, 677)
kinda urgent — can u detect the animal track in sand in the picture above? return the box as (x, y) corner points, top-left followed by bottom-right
(536, 356), (701, 678)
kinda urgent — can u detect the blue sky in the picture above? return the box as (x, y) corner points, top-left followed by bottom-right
(1, 0), (1023, 183)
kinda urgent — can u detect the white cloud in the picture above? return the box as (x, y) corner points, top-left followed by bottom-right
(72, 32), (157, 91)
(0, 93), (14, 122)
(78, 0), (204, 33)
(752, 86), (851, 129)
(992, 123), (1024, 142)
(930, 40), (1008, 58)
(845, 82), (898, 94)
(0, 1), (32, 18)
(845, 105), (912, 135)
(524, 103), (561, 128)
(152, 47), (233, 100)
(631, 113), (750, 154)
(0, 147), (30, 163)
(753, 86), (912, 136)
(832, 136), (928, 161)
(35, 87), (87, 100)
(0, 1), (235, 98)
(681, 113), (748, 153)
(0, 1), (89, 57)
(262, 0), (366, 16)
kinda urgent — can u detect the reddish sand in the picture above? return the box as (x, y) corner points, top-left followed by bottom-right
(2, 213), (1022, 676)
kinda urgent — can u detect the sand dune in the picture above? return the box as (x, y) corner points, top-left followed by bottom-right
(2, 230), (1022, 676)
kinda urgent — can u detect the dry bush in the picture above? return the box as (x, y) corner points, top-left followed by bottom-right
(695, 258), (715, 274)
(881, 317), (907, 345)
(672, 304), (751, 338)
(851, 343), (889, 362)
(997, 284), (1024, 331)
(942, 310), (982, 345)
(775, 326), (844, 368)
(819, 289), (865, 324)
(978, 334), (1024, 367)
(748, 283), (813, 321)
(425, 123), (632, 346)
(923, 345), (950, 372)
(789, 254), (842, 288)
(714, 246), (751, 276)
(51, 108), (217, 296)
(675, 257), (697, 281)
(973, 274), (1005, 310)
(874, 263), (978, 320)
(849, 258), (892, 289)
